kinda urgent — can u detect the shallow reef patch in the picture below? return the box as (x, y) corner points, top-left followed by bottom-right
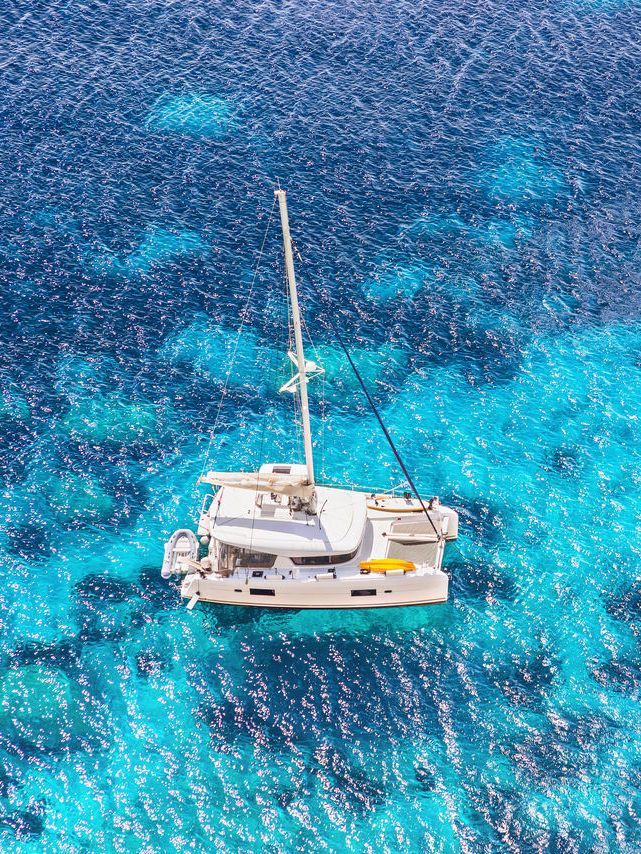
(145, 93), (235, 137)
(361, 260), (435, 302)
(0, 666), (87, 756)
(311, 341), (408, 406)
(60, 392), (158, 446)
(474, 137), (566, 205)
(405, 211), (532, 250)
(159, 313), (279, 393)
(88, 227), (208, 277)
(47, 473), (115, 526)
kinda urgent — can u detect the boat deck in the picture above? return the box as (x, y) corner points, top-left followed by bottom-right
(175, 495), (457, 608)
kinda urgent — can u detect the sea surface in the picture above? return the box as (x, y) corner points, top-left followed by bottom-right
(1, 0), (641, 850)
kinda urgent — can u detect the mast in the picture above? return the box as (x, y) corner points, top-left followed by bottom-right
(275, 189), (315, 488)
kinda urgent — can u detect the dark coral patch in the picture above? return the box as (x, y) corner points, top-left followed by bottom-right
(414, 764), (436, 791)
(512, 713), (609, 786)
(592, 658), (641, 698)
(274, 788), (297, 809)
(75, 574), (134, 603)
(606, 583), (641, 636)
(74, 575), (135, 643)
(76, 613), (129, 645)
(136, 566), (180, 613)
(459, 500), (506, 545)
(0, 804), (45, 839)
(548, 444), (583, 478)
(8, 639), (81, 675)
(311, 744), (386, 816)
(0, 764), (19, 799)
(449, 556), (516, 602)
(486, 648), (558, 709)
(208, 603), (269, 630)
(196, 692), (311, 753)
(0, 422), (35, 487)
(5, 525), (52, 563)
(0, 666), (88, 757)
(136, 650), (170, 677)
(195, 699), (245, 748)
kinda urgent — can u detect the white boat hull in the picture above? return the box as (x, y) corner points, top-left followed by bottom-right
(180, 566), (448, 609)
(165, 472), (458, 611)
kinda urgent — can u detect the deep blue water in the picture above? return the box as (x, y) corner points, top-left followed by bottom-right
(1, 0), (641, 849)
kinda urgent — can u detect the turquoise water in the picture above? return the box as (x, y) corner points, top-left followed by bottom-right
(1, 0), (641, 849)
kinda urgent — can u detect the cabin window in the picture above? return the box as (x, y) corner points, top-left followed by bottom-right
(236, 549), (277, 568)
(220, 544), (277, 569)
(291, 549), (358, 567)
(249, 588), (276, 596)
(218, 543), (236, 573)
(351, 589), (377, 597)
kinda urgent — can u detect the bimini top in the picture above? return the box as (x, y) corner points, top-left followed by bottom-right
(210, 484), (367, 557)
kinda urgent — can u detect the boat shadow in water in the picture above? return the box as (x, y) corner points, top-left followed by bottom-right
(198, 597), (452, 638)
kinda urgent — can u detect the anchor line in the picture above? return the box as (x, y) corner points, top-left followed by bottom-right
(295, 253), (442, 541)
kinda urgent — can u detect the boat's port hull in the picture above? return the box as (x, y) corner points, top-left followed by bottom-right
(180, 569), (448, 609)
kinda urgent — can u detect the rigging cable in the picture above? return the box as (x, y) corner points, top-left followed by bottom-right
(299, 268), (442, 541)
(196, 195), (277, 488)
(247, 329), (280, 562)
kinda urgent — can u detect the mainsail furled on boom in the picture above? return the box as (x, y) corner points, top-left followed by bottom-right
(198, 471), (315, 498)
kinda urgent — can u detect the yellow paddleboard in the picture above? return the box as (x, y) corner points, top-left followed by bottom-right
(359, 559), (416, 574)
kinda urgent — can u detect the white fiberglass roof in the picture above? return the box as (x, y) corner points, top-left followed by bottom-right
(211, 485), (367, 556)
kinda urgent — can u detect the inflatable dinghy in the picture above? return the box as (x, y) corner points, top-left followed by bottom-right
(161, 529), (199, 579)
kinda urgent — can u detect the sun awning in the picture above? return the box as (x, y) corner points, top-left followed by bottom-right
(210, 485), (367, 556)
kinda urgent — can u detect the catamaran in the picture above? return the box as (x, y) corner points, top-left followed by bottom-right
(162, 189), (458, 609)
